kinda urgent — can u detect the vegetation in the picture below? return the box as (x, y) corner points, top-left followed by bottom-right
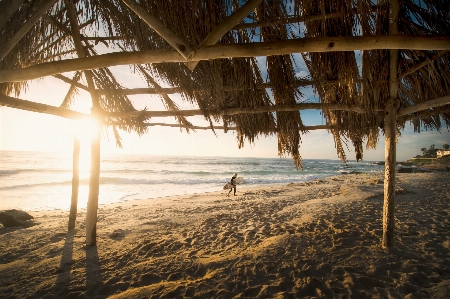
(407, 143), (450, 165)
(416, 143), (450, 158)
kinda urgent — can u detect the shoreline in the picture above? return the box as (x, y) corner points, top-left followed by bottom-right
(1, 172), (449, 298)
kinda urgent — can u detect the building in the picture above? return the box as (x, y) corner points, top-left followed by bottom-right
(436, 150), (450, 158)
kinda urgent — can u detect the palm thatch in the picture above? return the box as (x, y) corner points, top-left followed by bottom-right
(0, 0), (449, 165)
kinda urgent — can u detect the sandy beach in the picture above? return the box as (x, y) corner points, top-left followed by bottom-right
(0, 171), (449, 299)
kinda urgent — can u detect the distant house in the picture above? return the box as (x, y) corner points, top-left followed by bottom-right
(436, 150), (450, 158)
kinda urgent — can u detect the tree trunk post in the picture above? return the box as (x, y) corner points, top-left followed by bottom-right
(68, 135), (80, 230)
(382, 0), (399, 250)
(64, 0), (102, 246)
(85, 124), (101, 246)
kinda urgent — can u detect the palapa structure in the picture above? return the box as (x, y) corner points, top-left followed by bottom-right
(1, 0), (449, 249)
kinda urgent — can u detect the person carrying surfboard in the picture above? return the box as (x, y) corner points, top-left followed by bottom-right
(227, 173), (237, 197)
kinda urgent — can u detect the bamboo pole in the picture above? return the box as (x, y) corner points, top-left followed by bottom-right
(0, 0), (58, 61)
(2, 35), (450, 83)
(64, 0), (101, 246)
(382, 0), (400, 250)
(121, 0), (192, 60)
(185, 0), (263, 70)
(68, 135), (80, 230)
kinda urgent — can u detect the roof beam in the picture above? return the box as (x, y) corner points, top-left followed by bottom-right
(81, 36), (124, 42)
(1, 35), (449, 83)
(232, 5), (381, 30)
(0, 0), (58, 61)
(144, 123), (332, 131)
(103, 102), (379, 119)
(121, 0), (192, 60)
(0, 0), (26, 32)
(400, 50), (449, 78)
(185, 0), (263, 70)
(55, 78), (349, 96)
(402, 106), (450, 123)
(53, 73), (89, 91)
(0, 93), (87, 119)
(397, 94), (450, 116)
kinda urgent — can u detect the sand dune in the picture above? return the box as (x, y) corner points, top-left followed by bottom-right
(0, 172), (449, 298)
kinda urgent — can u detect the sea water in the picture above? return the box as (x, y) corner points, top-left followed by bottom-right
(0, 150), (384, 212)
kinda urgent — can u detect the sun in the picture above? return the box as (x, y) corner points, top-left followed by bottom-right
(72, 117), (99, 143)
(70, 117), (101, 173)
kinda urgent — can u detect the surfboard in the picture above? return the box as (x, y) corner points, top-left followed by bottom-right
(223, 177), (243, 190)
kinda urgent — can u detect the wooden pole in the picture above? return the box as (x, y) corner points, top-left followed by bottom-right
(0, 0), (26, 32)
(68, 135), (80, 230)
(397, 94), (450, 116)
(0, 93), (88, 119)
(0, 0), (58, 60)
(86, 123), (101, 245)
(121, 0), (192, 60)
(185, 0), (263, 70)
(2, 35), (450, 83)
(64, 0), (101, 246)
(382, 0), (399, 250)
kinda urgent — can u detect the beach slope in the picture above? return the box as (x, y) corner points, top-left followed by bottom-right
(0, 172), (449, 298)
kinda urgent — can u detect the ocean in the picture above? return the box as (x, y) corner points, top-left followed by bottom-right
(0, 150), (385, 212)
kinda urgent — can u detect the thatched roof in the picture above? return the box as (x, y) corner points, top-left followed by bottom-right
(1, 0), (450, 167)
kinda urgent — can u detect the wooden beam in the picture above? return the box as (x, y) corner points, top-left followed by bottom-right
(232, 5), (381, 30)
(103, 102), (379, 118)
(0, 0), (26, 32)
(401, 106), (450, 122)
(382, 0), (399, 250)
(81, 36), (124, 41)
(95, 79), (316, 95)
(121, 0), (192, 60)
(144, 122), (332, 131)
(53, 74), (89, 91)
(96, 79), (316, 95)
(99, 87), (181, 96)
(398, 95), (450, 116)
(1, 35), (450, 83)
(0, 0), (58, 61)
(400, 50), (449, 78)
(0, 93), (88, 119)
(185, 0), (263, 70)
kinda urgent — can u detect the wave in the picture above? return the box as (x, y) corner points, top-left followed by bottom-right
(0, 168), (69, 176)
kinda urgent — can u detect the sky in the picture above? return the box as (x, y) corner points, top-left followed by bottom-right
(1, 66), (449, 164)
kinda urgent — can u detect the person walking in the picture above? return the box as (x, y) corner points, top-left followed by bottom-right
(227, 173), (237, 196)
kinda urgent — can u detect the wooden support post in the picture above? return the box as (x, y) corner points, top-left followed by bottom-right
(86, 123), (101, 245)
(68, 135), (80, 230)
(382, 0), (399, 250)
(64, 0), (102, 246)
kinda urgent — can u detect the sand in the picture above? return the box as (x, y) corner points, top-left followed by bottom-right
(0, 171), (449, 299)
